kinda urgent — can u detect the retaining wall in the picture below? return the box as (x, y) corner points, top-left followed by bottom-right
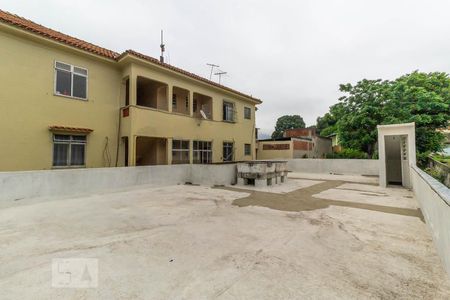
(411, 165), (450, 277)
(0, 164), (237, 202)
(285, 159), (379, 176)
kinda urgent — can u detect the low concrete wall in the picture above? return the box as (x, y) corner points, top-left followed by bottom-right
(411, 165), (450, 278)
(0, 164), (237, 202)
(285, 159), (379, 176)
(189, 164), (237, 186)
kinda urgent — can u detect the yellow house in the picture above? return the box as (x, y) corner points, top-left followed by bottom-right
(0, 10), (261, 171)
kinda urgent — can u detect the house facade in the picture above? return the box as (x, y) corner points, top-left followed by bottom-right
(0, 11), (261, 171)
(257, 128), (332, 160)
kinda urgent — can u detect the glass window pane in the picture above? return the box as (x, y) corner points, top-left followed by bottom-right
(55, 62), (71, 71)
(182, 141), (189, 150)
(73, 74), (87, 99)
(70, 144), (85, 165)
(54, 134), (70, 141)
(72, 135), (86, 142)
(53, 143), (69, 166)
(56, 69), (71, 96)
(73, 67), (87, 75)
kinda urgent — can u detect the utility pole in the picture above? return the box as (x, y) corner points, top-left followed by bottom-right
(207, 63), (219, 80)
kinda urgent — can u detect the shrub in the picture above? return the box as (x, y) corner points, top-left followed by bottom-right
(326, 148), (369, 159)
(416, 151), (431, 168)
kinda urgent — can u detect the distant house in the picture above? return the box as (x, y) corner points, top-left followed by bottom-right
(256, 128), (332, 160)
(327, 133), (342, 153)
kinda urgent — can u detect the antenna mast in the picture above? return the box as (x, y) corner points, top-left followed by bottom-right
(207, 63), (219, 80)
(160, 30), (165, 63)
(214, 71), (227, 84)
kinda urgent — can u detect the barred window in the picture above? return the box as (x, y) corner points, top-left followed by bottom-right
(172, 140), (189, 164)
(53, 134), (86, 167)
(244, 144), (251, 156)
(223, 142), (234, 162)
(55, 62), (87, 99)
(223, 101), (235, 122)
(244, 107), (251, 119)
(193, 141), (212, 164)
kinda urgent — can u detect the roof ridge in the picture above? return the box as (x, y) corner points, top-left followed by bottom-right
(0, 10), (261, 102)
(0, 9), (119, 58)
(123, 49), (260, 101)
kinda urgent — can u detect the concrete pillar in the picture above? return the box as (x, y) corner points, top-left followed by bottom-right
(129, 69), (137, 106)
(167, 85), (173, 113)
(130, 135), (136, 166)
(189, 90), (194, 117)
(167, 137), (173, 165)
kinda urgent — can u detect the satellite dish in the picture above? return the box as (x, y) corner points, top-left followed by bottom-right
(200, 109), (208, 120)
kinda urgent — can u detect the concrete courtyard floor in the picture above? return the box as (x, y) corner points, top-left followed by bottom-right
(1, 175), (450, 299)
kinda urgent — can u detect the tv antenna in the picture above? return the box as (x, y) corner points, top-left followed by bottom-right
(160, 30), (165, 63)
(207, 63), (219, 80)
(214, 70), (227, 84)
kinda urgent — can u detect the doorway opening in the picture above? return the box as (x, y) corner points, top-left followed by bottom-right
(136, 137), (167, 166)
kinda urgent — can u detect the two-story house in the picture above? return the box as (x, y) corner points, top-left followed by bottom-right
(0, 10), (261, 171)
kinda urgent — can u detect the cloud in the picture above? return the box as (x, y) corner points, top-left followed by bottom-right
(3, 0), (450, 135)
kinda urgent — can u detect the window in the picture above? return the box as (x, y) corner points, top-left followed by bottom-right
(172, 94), (177, 109)
(185, 96), (189, 110)
(245, 144), (251, 156)
(193, 141), (212, 164)
(244, 107), (251, 119)
(193, 99), (197, 112)
(223, 142), (234, 162)
(53, 134), (86, 167)
(223, 101), (235, 122)
(172, 140), (189, 164)
(55, 62), (88, 99)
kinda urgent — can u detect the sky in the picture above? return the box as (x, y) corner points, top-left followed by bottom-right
(3, 0), (450, 136)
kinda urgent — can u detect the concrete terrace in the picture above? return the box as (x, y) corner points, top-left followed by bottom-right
(1, 174), (449, 299)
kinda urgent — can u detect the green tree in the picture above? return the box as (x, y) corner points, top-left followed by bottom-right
(384, 71), (450, 153)
(336, 79), (390, 155)
(316, 102), (345, 136)
(317, 71), (450, 155)
(271, 115), (305, 138)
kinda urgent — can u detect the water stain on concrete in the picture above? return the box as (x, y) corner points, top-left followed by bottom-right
(228, 180), (424, 222)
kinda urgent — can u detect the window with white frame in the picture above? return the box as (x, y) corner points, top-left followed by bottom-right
(193, 141), (212, 164)
(223, 101), (235, 122)
(223, 142), (234, 162)
(244, 144), (251, 156)
(53, 134), (87, 167)
(172, 140), (189, 164)
(244, 107), (251, 119)
(55, 62), (88, 99)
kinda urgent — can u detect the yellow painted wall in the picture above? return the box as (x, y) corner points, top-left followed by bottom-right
(0, 29), (122, 171)
(256, 140), (293, 160)
(0, 24), (259, 171)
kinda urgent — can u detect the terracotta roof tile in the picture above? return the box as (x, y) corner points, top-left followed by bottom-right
(0, 10), (261, 103)
(49, 125), (93, 133)
(121, 50), (261, 102)
(0, 9), (119, 59)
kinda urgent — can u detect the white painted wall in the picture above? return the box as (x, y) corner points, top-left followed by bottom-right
(377, 123), (416, 188)
(411, 165), (450, 278)
(0, 164), (237, 202)
(285, 159), (379, 175)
